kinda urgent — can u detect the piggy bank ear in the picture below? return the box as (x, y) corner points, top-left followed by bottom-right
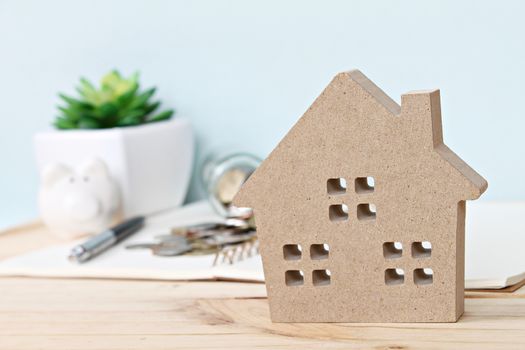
(79, 158), (110, 179)
(41, 163), (72, 188)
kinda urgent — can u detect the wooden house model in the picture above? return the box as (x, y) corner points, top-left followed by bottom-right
(233, 70), (487, 323)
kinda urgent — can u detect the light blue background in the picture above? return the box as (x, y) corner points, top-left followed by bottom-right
(0, 0), (522, 228)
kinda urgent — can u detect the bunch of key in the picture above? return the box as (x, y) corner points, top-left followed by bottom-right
(125, 217), (258, 265)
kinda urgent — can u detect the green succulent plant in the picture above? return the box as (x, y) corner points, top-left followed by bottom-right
(54, 70), (174, 129)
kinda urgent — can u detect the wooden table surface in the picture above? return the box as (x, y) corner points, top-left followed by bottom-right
(1, 223), (525, 349)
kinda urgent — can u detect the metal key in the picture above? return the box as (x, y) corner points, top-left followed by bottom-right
(171, 218), (252, 238)
(151, 242), (193, 256)
(125, 218), (257, 259)
(125, 235), (187, 250)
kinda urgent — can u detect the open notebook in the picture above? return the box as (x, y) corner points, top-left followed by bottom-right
(0, 201), (523, 289)
(0, 201), (265, 283)
(465, 201), (525, 289)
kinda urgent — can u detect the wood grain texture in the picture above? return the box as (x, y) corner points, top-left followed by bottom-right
(0, 220), (63, 260)
(0, 278), (524, 349)
(1, 222), (522, 349)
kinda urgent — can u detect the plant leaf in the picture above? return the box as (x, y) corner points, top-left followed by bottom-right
(116, 114), (142, 127)
(129, 72), (139, 84)
(142, 101), (160, 115)
(116, 82), (139, 108)
(123, 109), (145, 121)
(77, 78), (99, 105)
(53, 117), (77, 129)
(147, 109), (174, 123)
(55, 70), (173, 130)
(94, 102), (118, 119)
(128, 88), (156, 110)
(101, 70), (122, 91)
(58, 106), (88, 122)
(78, 118), (101, 129)
(59, 93), (93, 109)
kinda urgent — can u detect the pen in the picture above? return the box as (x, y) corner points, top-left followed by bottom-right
(68, 216), (145, 263)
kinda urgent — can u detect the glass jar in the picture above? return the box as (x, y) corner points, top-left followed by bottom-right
(199, 151), (261, 218)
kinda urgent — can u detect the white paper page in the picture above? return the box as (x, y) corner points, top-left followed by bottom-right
(0, 201), (264, 282)
(465, 201), (525, 289)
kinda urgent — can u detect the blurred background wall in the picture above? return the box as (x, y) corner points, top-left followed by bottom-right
(0, 0), (522, 228)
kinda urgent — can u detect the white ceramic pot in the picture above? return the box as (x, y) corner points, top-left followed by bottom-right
(35, 119), (194, 218)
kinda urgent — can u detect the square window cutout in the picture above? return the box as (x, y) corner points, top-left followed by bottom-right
(283, 244), (302, 261)
(312, 269), (331, 286)
(357, 203), (376, 221)
(327, 178), (347, 195)
(329, 204), (349, 222)
(414, 268), (433, 285)
(383, 242), (402, 259)
(285, 270), (304, 286)
(355, 177), (375, 193)
(385, 268), (405, 285)
(310, 244), (329, 260)
(412, 241), (432, 258)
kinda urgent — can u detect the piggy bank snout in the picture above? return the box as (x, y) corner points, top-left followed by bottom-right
(63, 192), (101, 221)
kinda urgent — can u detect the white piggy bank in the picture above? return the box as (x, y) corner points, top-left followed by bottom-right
(38, 158), (120, 239)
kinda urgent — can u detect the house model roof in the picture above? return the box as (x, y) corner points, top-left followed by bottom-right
(234, 70), (487, 210)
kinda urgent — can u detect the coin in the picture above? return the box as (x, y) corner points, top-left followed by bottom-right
(215, 168), (247, 205)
